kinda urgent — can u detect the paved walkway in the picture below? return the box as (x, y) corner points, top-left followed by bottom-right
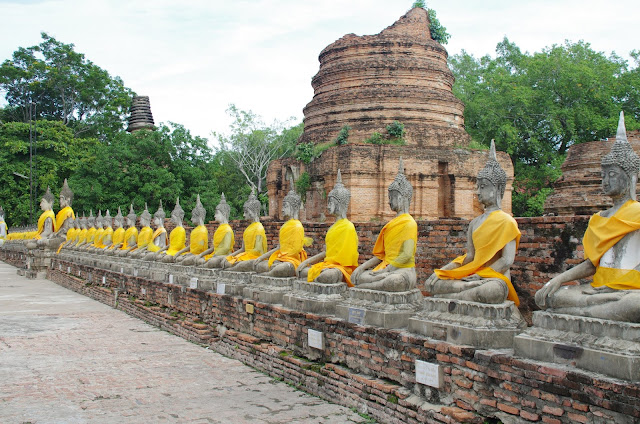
(0, 262), (367, 424)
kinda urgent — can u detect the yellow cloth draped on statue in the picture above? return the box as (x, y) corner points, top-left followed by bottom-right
(205, 224), (234, 260)
(76, 228), (88, 246)
(34, 210), (56, 239)
(267, 219), (309, 268)
(56, 227), (78, 253)
(108, 227), (125, 249)
(435, 210), (521, 306)
(188, 225), (208, 255)
(97, 227), (113, 249)
(131, 226), (153, 252)
(92, 228), (105, 248)
(583, 200), (640, 290)
(165, 227), (186, 256)
(55, 207), (75, 233)
(120, 227), (139, 250)
(307, 218), (359, 287)
(371, 213), (417, 272)
(147, 228), (168, 253)
(226, 222), (267, 264)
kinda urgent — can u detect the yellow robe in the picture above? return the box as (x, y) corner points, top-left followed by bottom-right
(121, 226), (139, 250)
(85, 227), (97, 245)
(188, 225), (209, 255)
(165, 226), (186, 256)
(584, 200), (640, 290)
(268, 219), (308, 268)
(131, 226), (153, 252)
(93, 228), (105, 248)
(308, 218), (359, 286)
(435, 210), (521, 306)
(372, 213), (418, 271)
(147, 228), (168, 253)
(98, 227), (114, 248)
(109, 227), (125, 249)
(34, 210), (56, 239)
(56, 227), (77, 253)
(55, 206), (75, 233)
(226, 222), (267, 264)
(76, 228), (88, 246)
(205, 224), (235, 260)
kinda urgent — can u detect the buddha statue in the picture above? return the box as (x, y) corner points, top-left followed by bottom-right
(78, 211), (96, 248)
(425, 141), (521, 305)
(174, 195), (209, 265)
(87, 211), (105, 251)
(222, 189), (267, 271)
(0, 206), (6, 246)
(351, 158), (418, 291)
(254, 180), (310, 277)
(56, 216), (79, 253)
(143, 202), (168, 260)
(55, 179), (75, 237)
(159, 198), (187, 263)
(73, 214), (88, 249)
(106, 208), (125, 253)
(117, 204), (139, 255)
(26, 187), (56, 249)
(97, 210), (114, 250)
(297, 170), (359, 285)
(536, 112), (640, 322)
(128, 204), (153, 258)
(197, 193), (234, 268)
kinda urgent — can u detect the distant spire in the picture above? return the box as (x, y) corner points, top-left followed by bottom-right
(127, 96), (155, 132)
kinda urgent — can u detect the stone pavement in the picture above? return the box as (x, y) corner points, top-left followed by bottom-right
(0, 262), (368, 424)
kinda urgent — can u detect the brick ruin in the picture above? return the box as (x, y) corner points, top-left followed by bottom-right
(267, 8), (513, 222)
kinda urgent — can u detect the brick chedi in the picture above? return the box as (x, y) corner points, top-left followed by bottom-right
(127, 95), (155, 132)
(267, 8), (514, 222)
(544, 130), (640, 215)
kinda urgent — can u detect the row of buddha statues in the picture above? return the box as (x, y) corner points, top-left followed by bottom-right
(3, 112), (639, 324)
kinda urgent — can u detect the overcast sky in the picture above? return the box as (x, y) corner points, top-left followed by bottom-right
(1, 0), (638, 143)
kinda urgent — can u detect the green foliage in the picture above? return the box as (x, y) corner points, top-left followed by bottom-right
(295, 172), (311, 202)
(412, 0), (425, 8)
(0, 33), (134, 139)
(410, 2), (450, 44)
(334, 125), (351, 145)
(364, 131), (406, 145)
(386, 121), (405, 138)
(450, 38), (640, 216)
(295, 142), (315, 164)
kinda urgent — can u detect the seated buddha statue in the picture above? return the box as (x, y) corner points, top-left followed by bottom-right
(105, 208), (125, 254)
(351, 159), (418, 292)
(73, 214), (88, 249)
(143, 202), (169, 261)
(297, 170), (359, 285)
(27, 187), (56, 248)
(196, 193), (234, 268)
(254, 182), (310, 278)
(56, 216), (79, 253)
(77, 211), (96, 248)
(222, 189), (267, 272)
(127, 204), (153, 258)
(425, 141), (521, 305)
(54, 179), (75, 239)
(174, 195), (210, 265)
(0, 206), (6, 247)
(97, 210), (114, 250)
(159, 198), (187, 263)
(536, 112), (640, 323)
(116, 205), (139, 256)
(87, 211), (104, 251)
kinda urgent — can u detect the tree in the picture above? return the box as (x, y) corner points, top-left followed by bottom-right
(411, 1), (450, 44)
(213, 104), (302, 195)
(450, 39), (639, 216)
(0, 33), (134, 139)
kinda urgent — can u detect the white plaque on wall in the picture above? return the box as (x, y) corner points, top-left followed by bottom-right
(141, 287), (146, 295)
(190, 277), (198, 289)
(120, 267), (124, 274)
(308, 329), (323, 350)
(67, 266), (71, 273)
(168, 274), (174, 284)
(102, 276), (106, 285)
(133, 268), (138, 277)
(415, 360), (443, 388)
(216, 283), (226, 295)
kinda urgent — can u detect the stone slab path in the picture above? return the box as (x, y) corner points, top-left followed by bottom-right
(0, 262), (367, 424)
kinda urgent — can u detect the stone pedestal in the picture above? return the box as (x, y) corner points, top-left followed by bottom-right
(243, 275), (295, 304)
(283, 280), (347, 314)
(514, 311), (640, 381)
(335, 288), (423, 329)
(214, 270), (254, 296)
(25, 246), (53, 279)
(408, 298), (526, 349)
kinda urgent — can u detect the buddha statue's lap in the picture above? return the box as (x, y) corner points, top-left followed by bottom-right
(536, 112), (640, 323)
(222, 190), (266, 272)
(143, 201), (168, 261)
(127, 204), (153, 258)
(176, 195), (210, 266)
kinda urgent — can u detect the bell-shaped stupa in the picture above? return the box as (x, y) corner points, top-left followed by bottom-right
(127, 96), (155, 132)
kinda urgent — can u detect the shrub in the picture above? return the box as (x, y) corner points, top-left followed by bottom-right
(386, 121), (405, 139)
(334, 125), (351, 145)
(295, 172), (311, 202)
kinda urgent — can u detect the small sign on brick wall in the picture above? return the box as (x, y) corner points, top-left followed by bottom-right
(141, 287), (146, 295)
(308, 329), (323, 350)
(216, 283), (226, 295)
(168, 274), (174, 285)
(120, 267), (124, 274)
(189, 277), (198, 289)
(102, 276), (106, 285)
(415, 360), (443, 388)
(67, 266), (71, 273)
(347, 307), (366, 325)
(133, 268), (138, 277)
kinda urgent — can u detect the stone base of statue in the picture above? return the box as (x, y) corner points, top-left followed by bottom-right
(243, 275), (295, 304)
(213, 270), (254, 296)
(25, 245), (54, 279)
(283, 280), (347, 314)
(514, 311), (640, 381)
(408, 298), (526, 349)
(335, 288), (423, 329)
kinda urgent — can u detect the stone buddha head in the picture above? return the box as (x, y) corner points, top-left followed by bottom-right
(103, 210), (113, 228)
(328, 169), (350, 219)
(243, 188), (261, 222)
(126, 204), (137, 227)
(215, 193), (231, 224)
(476, 140), (507, 209)
(140, 204), (152, 227)
(88, 210), (95, 228)
(170, 198), (184, 227)
(95, 210), (104, 229)
(60, 179), (73, 209)
(282, 178), (302, 220)
(153, 201), (166, 228)
(601, 111), (640, 201)
(41, 187), (54, 212)
(191, 194), (207, 227)
(114, 208), (124, 229)
(388, 158), (413, 214)
(80, 213), (87, 230)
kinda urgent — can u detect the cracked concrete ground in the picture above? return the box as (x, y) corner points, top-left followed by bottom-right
(0, 262), (368, 424)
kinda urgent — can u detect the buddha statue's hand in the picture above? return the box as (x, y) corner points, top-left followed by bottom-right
(424, 273), (439, 291)
(461, 274), (482, 281)
(535, 278), (563, 309)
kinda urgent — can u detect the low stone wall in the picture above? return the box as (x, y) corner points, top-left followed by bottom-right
(36, 256), (639, 424)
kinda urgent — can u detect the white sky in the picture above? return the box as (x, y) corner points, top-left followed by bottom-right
(1, 0), (638, 144)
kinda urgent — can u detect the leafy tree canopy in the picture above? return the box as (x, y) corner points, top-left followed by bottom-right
(411, 1), (450, 44)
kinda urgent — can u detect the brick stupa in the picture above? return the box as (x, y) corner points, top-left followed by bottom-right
(544, 130), (640, 215)
(127, 96), (155, 132)
(267, 8), (514, 222)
